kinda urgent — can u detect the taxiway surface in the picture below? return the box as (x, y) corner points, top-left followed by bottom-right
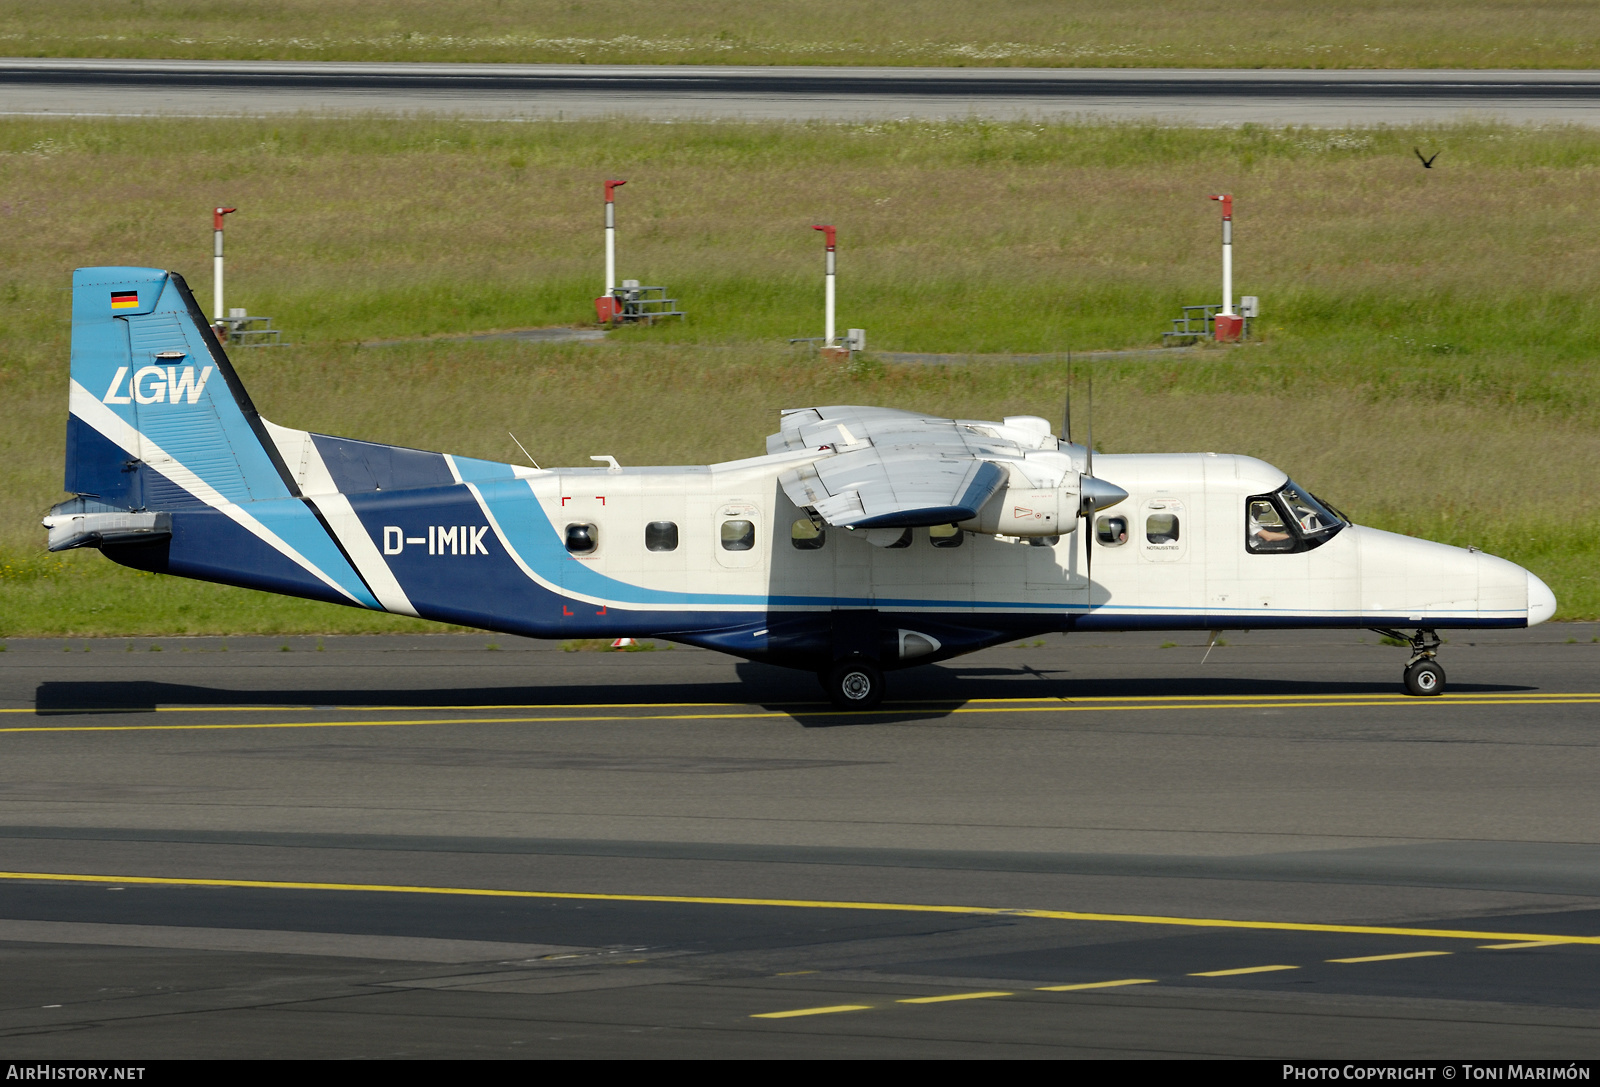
(5, 60), (1600, 126)
(0, 628), (1596, 1057)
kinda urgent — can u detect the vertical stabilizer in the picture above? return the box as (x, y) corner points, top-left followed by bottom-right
(67, 267), (296, 508)
(57, 267), (381, 609)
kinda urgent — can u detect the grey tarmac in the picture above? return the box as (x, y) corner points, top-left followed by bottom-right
(6, 59), (1600, 126)
(0, 626), (1596, 1057)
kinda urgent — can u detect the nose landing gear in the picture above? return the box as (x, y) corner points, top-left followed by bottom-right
(1373, 628), (1445, 696)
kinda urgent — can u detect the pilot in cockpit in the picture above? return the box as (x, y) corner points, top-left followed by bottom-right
(1248, 499), (1296, 552)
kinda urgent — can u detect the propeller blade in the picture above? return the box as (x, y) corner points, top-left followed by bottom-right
(1084, 361), (1093, 593)
(1085, 504), (1092, 593)
(1085, 366), (1093, 479)
(1063, 349), (1072, 444)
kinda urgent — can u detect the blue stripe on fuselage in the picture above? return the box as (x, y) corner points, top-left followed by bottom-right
(341, 484), (758, 636)
(107, 504), (366, 607)
(471, 478), (769, 608)
(311, 434), (455, 494)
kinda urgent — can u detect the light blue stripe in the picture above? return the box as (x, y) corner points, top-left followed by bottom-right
(247, 499), (381, 609)
(450, 455), (518, 484)
(476, 479), (770, 606)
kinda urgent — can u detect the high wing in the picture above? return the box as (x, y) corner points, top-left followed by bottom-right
(766, 405), (1064, 531)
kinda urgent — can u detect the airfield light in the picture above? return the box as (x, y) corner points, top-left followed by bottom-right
(599, 180), (627, 323)
(1209, 195), (1243, 343)
(813, 225), (837, 348)
(212, 206), (237, 322)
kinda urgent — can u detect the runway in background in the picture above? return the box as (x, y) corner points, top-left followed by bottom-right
(3, 60), (1600, 125)
(1, 628), (1596, 1057)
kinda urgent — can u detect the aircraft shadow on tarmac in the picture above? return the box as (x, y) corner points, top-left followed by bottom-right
(32, 663), (1535, 727)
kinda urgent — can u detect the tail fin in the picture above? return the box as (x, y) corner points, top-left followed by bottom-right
(54, 267), (382, 609)
(65, 266), (294, 511)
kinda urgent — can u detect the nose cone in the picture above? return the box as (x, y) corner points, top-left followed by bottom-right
(1527, 571), (1557, 626)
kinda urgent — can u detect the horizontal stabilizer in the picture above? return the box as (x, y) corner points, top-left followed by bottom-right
(43, 498), (170, 552)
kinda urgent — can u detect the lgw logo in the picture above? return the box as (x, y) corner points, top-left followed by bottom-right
(101, 365), (214, 405)
(382, 525), (490, 556)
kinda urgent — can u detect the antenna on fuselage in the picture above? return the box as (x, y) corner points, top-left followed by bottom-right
(509, 432), (541, 470)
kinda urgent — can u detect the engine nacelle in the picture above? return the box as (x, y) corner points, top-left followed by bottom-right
(958, 478), (1080, 537)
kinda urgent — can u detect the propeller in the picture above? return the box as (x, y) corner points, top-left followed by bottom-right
(1084, 364), (1094, 589)
(1073, 362), (1130, 600)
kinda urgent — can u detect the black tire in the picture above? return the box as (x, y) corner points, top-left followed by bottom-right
(1404, 659), (1446, 697)
(823, 660), (885, 710)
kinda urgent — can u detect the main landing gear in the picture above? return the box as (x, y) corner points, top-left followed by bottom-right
(821, 659), (885, 710)
(1373, 628), (1445, 696)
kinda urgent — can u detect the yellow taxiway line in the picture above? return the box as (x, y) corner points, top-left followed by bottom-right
(3, 692), (1598, 733)
(751, 1004), (871, 1019)
(1, 870), (1597, 946)
(5, 691), (1599, 717)
(1036, 978), (1158, 992)
(1189, 964), (1300, 977)
(898, 991), (1012, 1004)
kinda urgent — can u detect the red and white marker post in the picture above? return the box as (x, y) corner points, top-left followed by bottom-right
(812, 224), (837, 350)
(1209, 194), (1242, 343)
(596, 179), (626, 324)
(212, 206), (237, 323)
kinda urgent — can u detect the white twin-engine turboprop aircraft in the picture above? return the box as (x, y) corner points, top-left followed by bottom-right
(47, 268), (1557, 707)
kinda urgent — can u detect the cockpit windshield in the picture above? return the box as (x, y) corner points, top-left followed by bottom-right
(1246, 481), (1345, 554)
(1278, 482), (1343, 536)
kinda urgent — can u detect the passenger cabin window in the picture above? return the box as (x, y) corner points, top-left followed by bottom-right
(1095, 515), (1129, 547)
(1027, 535), (1060, 548)
(791, 518), (825, 550)
(565, 522), (598, 555)
(884, 528), (912, 549)
(1246, 481), (1346, 555)
(1145, 513), (1180, 545)
(720, 519), (755, 552)
(929, 524), (964, 549)
(645, 521), (678, 552)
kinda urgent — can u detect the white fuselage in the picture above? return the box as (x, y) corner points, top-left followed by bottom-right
(526, 450), (1553, 631)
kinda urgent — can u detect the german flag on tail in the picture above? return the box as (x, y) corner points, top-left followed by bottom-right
(110, 290), (138, 309)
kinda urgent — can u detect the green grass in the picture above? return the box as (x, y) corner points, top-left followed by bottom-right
(4, 1), (1600, 68)
(1, 115), (1597, 633)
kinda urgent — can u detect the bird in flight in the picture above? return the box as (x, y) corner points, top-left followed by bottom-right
(1414, 148), (1440, 169)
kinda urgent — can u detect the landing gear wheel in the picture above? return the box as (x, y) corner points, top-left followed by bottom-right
(823, 660), (885, 710)
(1404, 659), (1446, 697)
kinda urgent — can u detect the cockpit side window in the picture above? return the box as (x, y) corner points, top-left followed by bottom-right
(1246, 481), (1345, 554)
(1246, 498), (1297, 553)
